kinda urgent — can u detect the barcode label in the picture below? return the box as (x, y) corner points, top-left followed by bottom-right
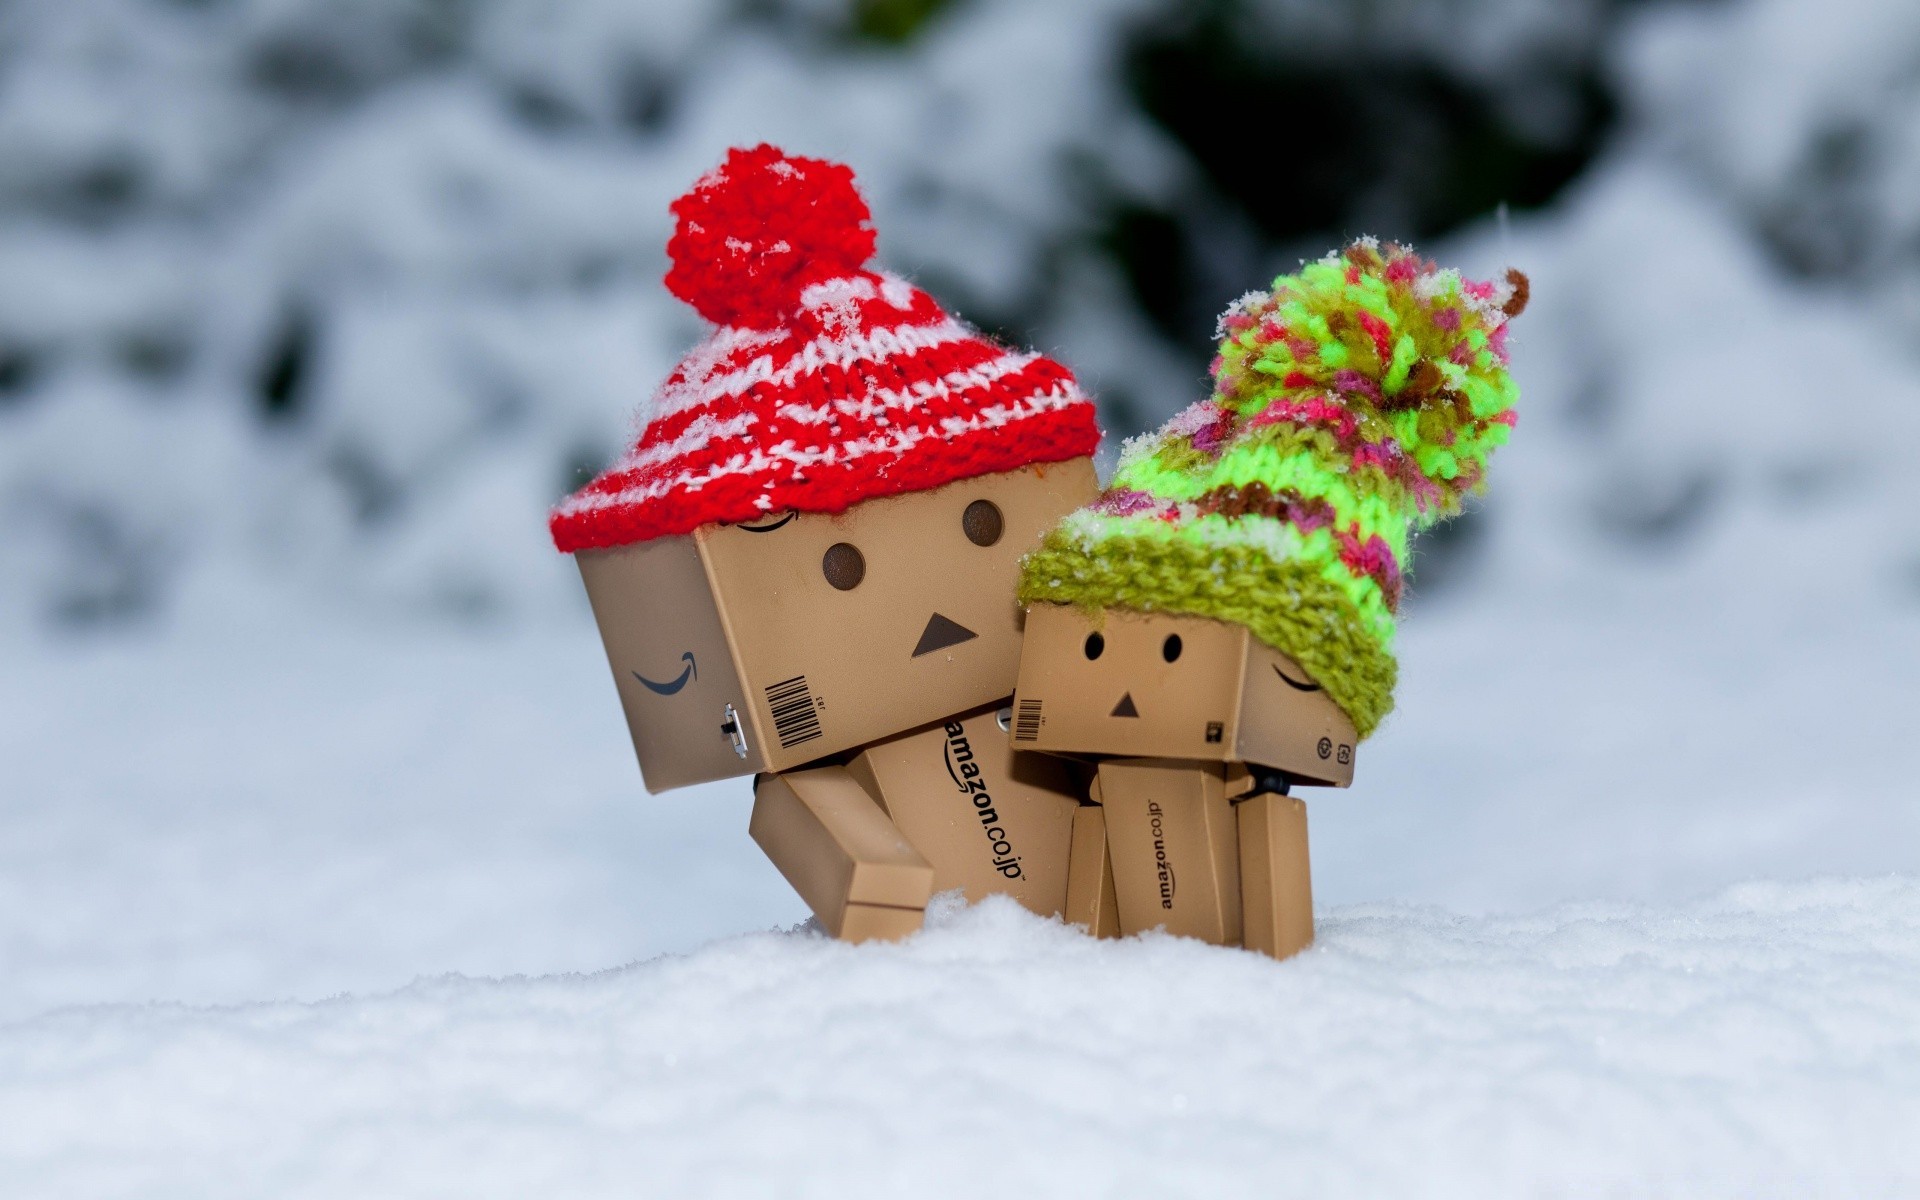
(1013, 698), (1043, 742)
(764, 676), (823, 749)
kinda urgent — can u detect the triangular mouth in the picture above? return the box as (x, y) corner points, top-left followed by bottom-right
(1111, 692), (1140, 718)
(912, 612), (978, 657)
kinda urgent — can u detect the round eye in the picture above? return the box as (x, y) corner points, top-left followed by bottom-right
(1162, 634), (1183, 663)
(821, 542), (866, 591)
(963, 499), (1004, 547)
(1083, 632), (1105, 660)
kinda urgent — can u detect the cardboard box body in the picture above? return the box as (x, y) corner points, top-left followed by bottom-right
(1011, 604), (1359, 787)
(1094, 758), (1247, 944)
(577, 460), (1097, 792)
(847, 704), (1084, 918)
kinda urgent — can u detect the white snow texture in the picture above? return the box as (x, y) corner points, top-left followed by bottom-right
(5, 0), (1920, 1195)
(7, 885), (1920, 1198)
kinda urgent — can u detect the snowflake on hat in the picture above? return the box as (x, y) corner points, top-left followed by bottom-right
(551, 144), (1101, 554)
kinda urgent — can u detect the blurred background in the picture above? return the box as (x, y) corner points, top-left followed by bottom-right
(3, 0), (1918, 1019)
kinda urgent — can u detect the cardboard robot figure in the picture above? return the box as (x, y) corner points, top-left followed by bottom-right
(1010, 240), (1529, 959)
(551, 146), (1102, 942)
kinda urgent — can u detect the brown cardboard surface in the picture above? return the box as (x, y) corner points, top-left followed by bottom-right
(837, 903), (926, 943)
(847, 704), (1083, 917)
(1235, 639), (1359, 787)
(1237, 792), (1314, 961)
(1012, 604), (1242, 762)
(1012, 604), (1357, 787)
(748, 766), (935, 936)
(1064, 804), (1121, 939)
(701, 459), (1096, 774)
(1209, 774), (1244, 947)
(576, 536), (759, 791)
(1094, 759), (1242, 945)
(578, 459), (1099, 792)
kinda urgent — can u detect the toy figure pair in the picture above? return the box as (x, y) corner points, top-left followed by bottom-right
(551, 145), (1527, 959)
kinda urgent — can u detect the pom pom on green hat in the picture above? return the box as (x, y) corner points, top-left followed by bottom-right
(1018, 239), (1528, 739)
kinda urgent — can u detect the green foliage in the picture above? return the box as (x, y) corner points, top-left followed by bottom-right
(852, 0), (959, 44)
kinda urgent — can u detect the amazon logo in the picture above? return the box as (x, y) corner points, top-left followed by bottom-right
(736, 511), (797, 533)
(634, 652), (697, 696)
(1272, 663), (1322, 692)
(1149, 801), (1175, 909)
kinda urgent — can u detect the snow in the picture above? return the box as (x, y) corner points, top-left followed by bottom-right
(0, 617), (792, 1023)
(0, 0), (1191, 629)
(6, 544), (1920, 1190)
(6, 884), (1918, 1197)
(10, 152), (1920, 1183)
(6, 0), (1920, 1191)
(10, 545), (1919, 1014)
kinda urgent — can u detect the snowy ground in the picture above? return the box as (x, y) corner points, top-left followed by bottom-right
(10, 571), (1920, 1021)
(5, 883), (1918, 1197)
(6, 562), (1919, 1192)
(8, 2), (1920, 1192)
(13, 206), (1920, 1188)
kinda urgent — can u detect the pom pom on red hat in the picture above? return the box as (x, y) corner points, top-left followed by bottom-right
(664, 144), (878, 330)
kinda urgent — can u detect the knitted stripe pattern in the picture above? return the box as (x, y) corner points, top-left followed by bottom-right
(552, 145), (1099, 553)
(1019, 239), (1526, 738)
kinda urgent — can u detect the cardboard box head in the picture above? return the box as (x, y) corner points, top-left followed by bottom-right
(1010, 603), (1358, 786)
(577, 459), (1098, 791)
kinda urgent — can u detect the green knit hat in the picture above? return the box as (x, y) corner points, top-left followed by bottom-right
(1018, 239), (1527, 739)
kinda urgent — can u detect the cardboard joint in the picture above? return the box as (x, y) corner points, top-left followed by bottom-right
(748, 765), (935, 940)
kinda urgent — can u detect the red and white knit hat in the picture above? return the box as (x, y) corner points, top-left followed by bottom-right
(550, 144), (1101, 553)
